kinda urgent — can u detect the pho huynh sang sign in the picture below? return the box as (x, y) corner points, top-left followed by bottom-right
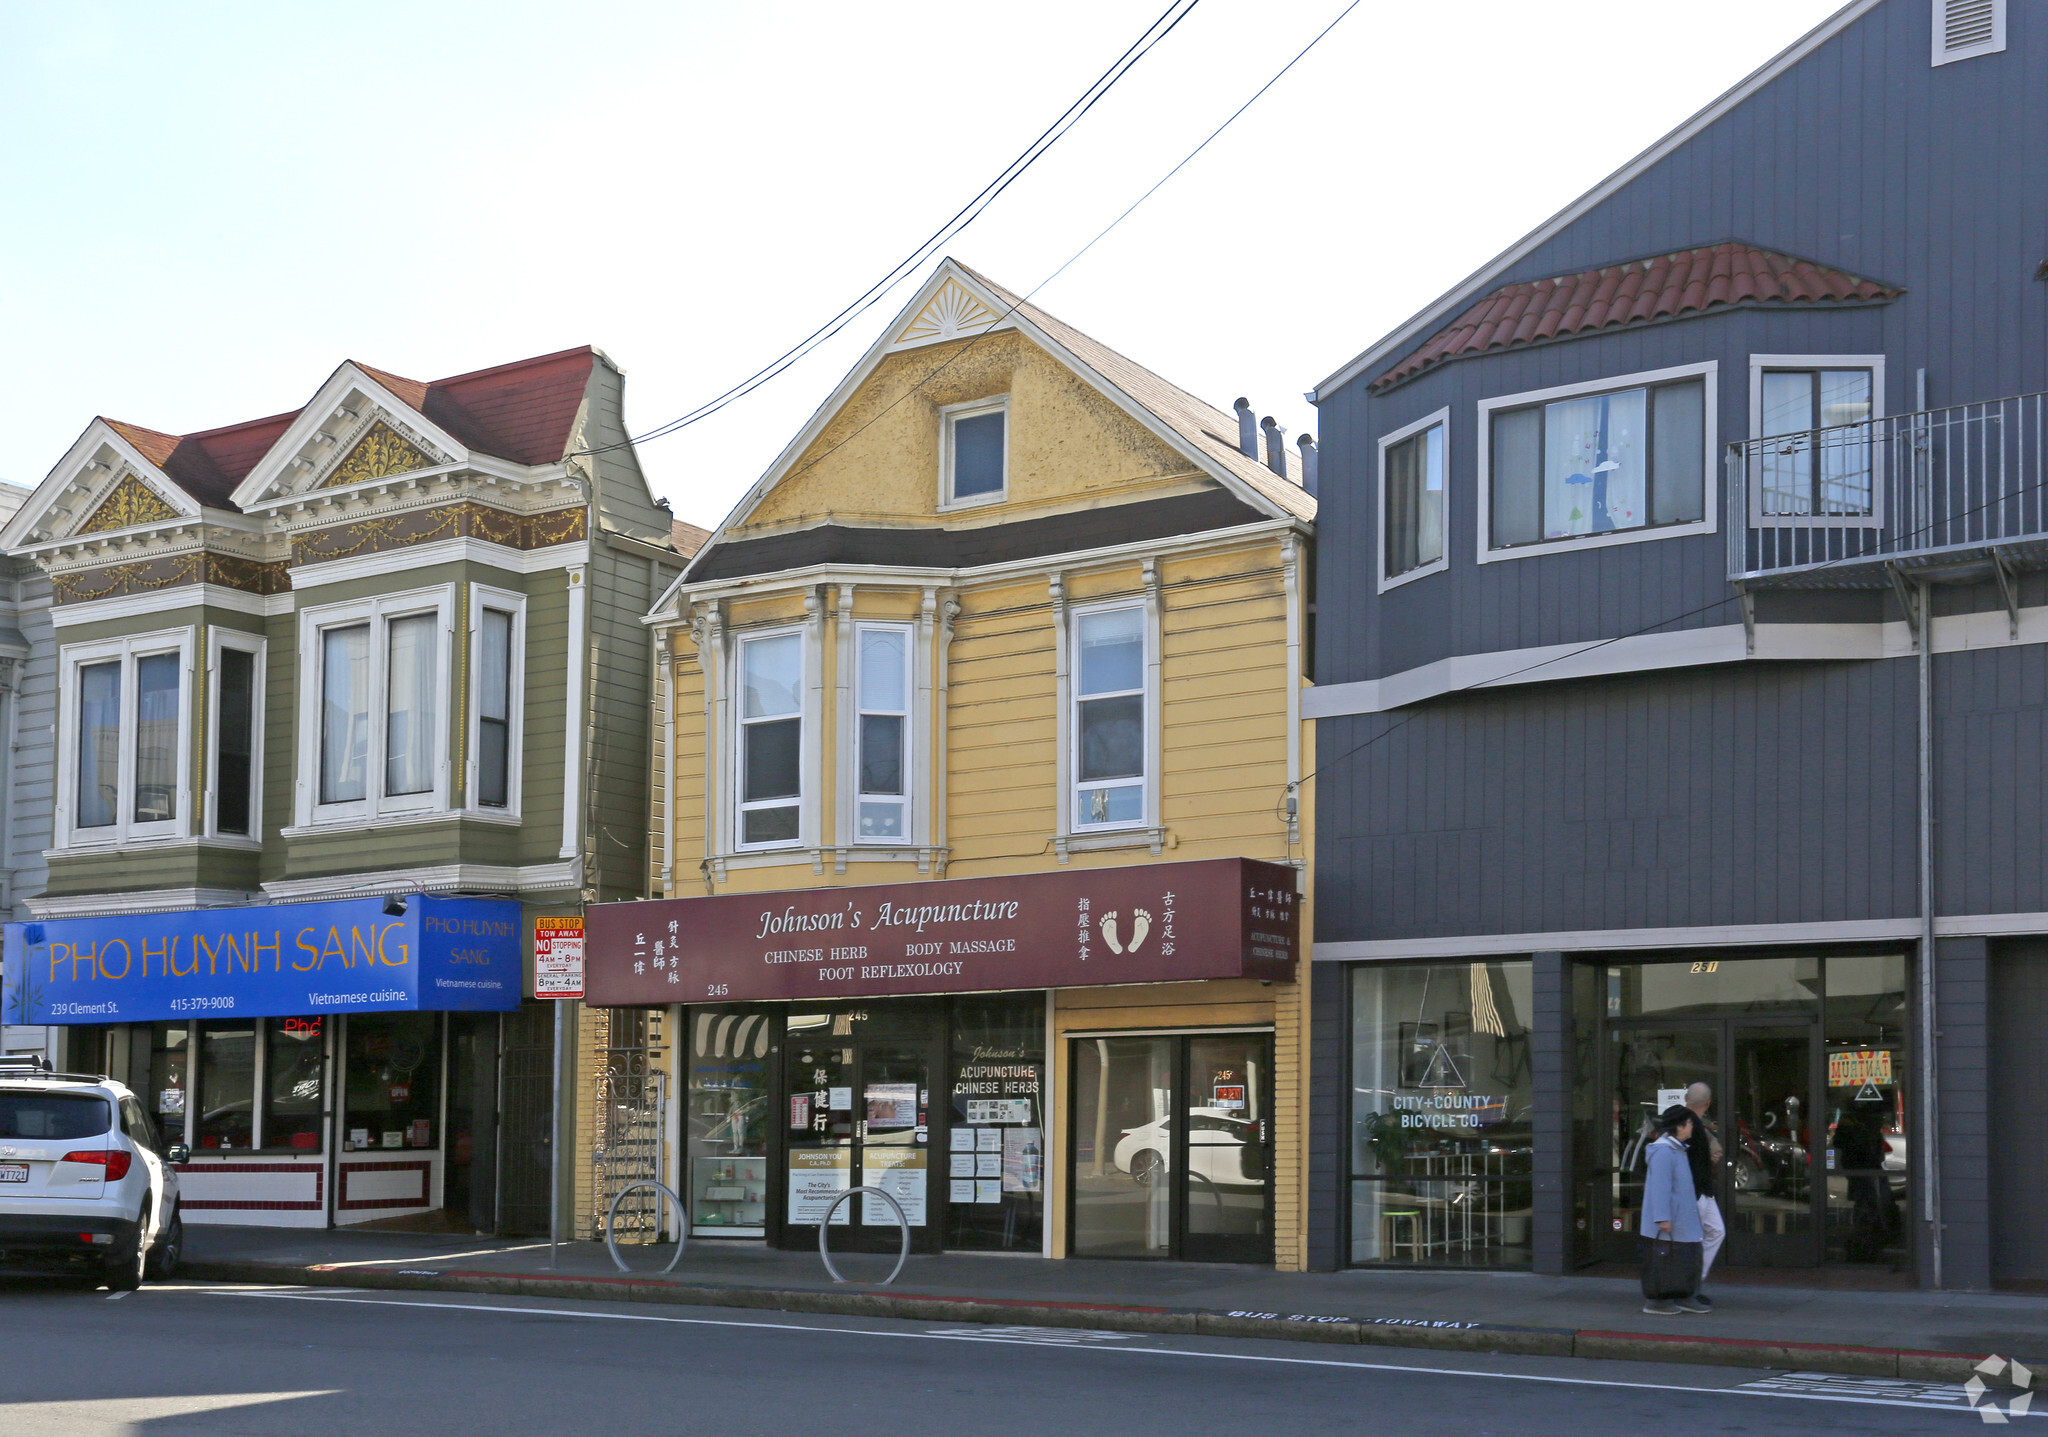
(4, 895), (523, 1025)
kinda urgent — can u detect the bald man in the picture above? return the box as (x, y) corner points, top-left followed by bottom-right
(1685, 1082), (1725, 1303)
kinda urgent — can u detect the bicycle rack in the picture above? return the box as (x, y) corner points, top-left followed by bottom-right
(816, 1185), (910, 1286)
(605, 1180), (688, 1275)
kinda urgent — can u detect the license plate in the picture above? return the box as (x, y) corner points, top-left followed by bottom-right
(0, 1164), (27, 1183)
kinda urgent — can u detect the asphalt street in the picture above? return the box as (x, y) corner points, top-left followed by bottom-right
(0, 1281), (2008, 1435)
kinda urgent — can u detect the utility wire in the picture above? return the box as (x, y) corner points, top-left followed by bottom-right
(1287, 435), (2047, 806)
(684, 0), (1365, 514)
(567, 0), (1205, 462)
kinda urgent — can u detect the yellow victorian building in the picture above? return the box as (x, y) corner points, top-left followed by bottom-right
(585, 261), (1315, 1268)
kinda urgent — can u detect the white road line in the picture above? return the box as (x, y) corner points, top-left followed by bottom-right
(183, 1286), (2019, 1418)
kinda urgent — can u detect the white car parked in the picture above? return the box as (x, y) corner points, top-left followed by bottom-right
(0, 1058), (185, 1289)
(1113, 1108), (1265, 1187)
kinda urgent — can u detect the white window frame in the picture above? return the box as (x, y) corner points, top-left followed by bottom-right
(1931, 0), (2004, 65)
(293, 583), (456, 829)
(465, 584), (527, 819)
(204, 628), (266, 844)
(1377, 406), (1451, 593)
(56, 626), (195, 849)
(731, 624), (809, 853)
(850, 621), (915, 846)
(1067, 598), (1155, 834)
(1475, 360), (1719, 566)
(938, 395), (1009, 511)
(1747, 354), (1887, 530)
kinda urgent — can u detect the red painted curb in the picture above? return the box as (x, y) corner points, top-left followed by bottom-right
(1576, 1329), (1985, 1360)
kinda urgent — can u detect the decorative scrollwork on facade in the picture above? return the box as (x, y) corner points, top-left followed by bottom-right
(292, 501), (587, 565)
(324, 420), (437, 488)
(52, 554), (202, 604)
(77, 475), (179, 535)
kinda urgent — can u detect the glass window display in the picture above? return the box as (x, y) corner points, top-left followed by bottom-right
(686, 1008), (772, 1235)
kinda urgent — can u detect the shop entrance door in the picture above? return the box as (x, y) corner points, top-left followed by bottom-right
(1069, 1031), (1273, 1263)
(1606, 1020), (1819, 1266)
(779, 1033), (940, 1254)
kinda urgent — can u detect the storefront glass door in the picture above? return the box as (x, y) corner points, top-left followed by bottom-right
(1606, 1019), (1818, 1266)
(1069, 1031), (1273, 1263)
(781, 1026), (939, 1252)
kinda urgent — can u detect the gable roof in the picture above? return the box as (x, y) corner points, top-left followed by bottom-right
(1372, 243), (1903, 391)
(689, 260), (1314, 587)
(1314, 0), (1883, 400)
(351, 347), (597, 467)
(959, 264), (1316, 522)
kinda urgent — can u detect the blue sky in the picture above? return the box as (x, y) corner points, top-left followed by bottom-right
(0, 0), (1843, 527)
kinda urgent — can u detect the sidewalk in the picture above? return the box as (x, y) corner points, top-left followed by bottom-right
(179, 1224), (2047, 1381)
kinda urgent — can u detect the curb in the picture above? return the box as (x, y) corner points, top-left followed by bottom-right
(181, 1259), (2004, 1382)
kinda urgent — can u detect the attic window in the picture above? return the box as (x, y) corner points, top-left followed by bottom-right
(940, 397), (1007, 508)
(1932, 0), (2004, 65)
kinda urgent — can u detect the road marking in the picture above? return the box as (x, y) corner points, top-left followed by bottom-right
(183, 1286), (2024, 1417)
(926, 1325), (1139, 1345)
(104, 1291), (127, 1301)
(1742, 1371), (1977, 1408)
(0, 1391), (340, 1424)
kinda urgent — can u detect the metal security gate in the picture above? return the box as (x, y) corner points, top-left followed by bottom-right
(497, 1002), (557, 1237)
(592, 1007), (669, 1243)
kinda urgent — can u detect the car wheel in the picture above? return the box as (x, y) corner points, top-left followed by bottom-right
(1129, 1149), (1164, 1187)
(105, 1204), (148, 1292)
(145, 1205), (182, 1281)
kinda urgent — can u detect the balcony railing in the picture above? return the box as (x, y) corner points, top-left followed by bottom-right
(1729, 389), (2048, 587)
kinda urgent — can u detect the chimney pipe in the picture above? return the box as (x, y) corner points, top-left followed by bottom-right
(1234, 398), (1257, 458)
(1261, 416), (1287, 478)
(1297, 433), (1318, 496)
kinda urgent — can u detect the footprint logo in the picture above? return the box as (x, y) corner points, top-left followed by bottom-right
(1100, 912), (1123, 955)
(1127, 909), (1152, 952)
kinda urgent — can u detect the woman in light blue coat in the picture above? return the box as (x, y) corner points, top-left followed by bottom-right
(1640, 1106), (1706, 1315)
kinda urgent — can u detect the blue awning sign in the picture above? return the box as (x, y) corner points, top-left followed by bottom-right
(2, 895), (523, 1025)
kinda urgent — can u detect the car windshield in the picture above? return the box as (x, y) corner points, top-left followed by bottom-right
(0, 1091), (112, 1140)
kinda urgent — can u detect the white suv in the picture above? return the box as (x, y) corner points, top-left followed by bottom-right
(0, 1060), (185, 1289)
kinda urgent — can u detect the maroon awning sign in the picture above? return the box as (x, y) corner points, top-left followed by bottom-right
(585, 857), (1299, 1006)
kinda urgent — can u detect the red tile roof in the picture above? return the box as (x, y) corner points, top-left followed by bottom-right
(1372, 243), (1903, 391)
(101, 346), (599, 512)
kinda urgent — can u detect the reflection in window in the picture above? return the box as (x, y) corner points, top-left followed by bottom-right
(146, 1024), (190, 1140)
(738, 632), (802, 846)
(856, 626), (908, 841)
(263, 1016), (326, 1152)
(1759, 368), (1875, 517)
(77, 660), (120, 828)
(384, 613), (438, 797)
(1349, 961), (1534, 1267)
(196, 1023), (256, 1150)
(344, 1013), (441, 1152)
(320, 623), (371, 804)
(1074, 606), (1145, 827)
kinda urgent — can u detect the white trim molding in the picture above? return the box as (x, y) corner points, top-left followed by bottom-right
(294, 583), (457, 829)
(291, 537), (588, 590)
(559, 564), (587, 861)
(1377, 407), (1451, 594)
(54, 625), (197, 851)
(1476, 362), (1718, 566)
(937, 395), (1009, 512)
(260, 859), (580, 903)
(51, 585), (289, 629)
(1746, 353), (1887, 529)
(26, 887), (259, 919)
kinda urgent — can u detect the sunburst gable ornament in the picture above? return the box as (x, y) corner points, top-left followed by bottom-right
(896, 279), (1000, 347)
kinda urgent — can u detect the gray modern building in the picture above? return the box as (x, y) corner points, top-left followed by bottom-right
(1305, 0), (2041, 1288)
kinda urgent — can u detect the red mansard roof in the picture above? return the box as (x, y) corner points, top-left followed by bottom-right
(99, 346), (600, 511)
(1372, 243), (1903, 391)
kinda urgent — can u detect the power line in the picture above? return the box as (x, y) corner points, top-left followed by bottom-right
(698, 0), (1366, 513)
(568, 0), (1205, 462)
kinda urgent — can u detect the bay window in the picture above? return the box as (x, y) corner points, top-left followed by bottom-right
(298, 586), (454, 825)
(855, 624), (910, 841)
(466, 585), (525, 815)
(1072, 603), (1148, 829)
(1484, 366), (1710, 555)
(61, 629), (193, 845)
(737, 629), (803, 848)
